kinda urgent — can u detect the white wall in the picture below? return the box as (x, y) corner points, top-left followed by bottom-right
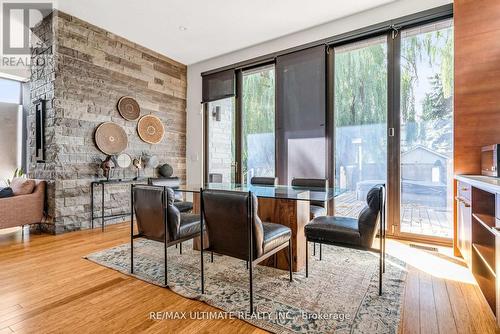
(186, 0), (452, 185)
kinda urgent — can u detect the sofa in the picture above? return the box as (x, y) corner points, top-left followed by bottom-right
(0, 179), (46, 230)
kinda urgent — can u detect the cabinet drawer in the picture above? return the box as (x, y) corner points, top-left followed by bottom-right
(458, 181), (471, 201)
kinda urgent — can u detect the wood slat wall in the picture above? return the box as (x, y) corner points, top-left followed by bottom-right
(453, 0), (500, 254)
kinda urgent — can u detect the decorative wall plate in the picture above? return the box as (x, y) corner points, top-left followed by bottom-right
(117, 96), (140, 121)
(94, 122), (128, 155)
(137, 115), (164, 144)
(116, 153), (132, 168)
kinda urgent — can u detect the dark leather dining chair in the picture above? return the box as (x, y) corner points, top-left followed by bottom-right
(291, 177), (329, 256)
(250, 176), (278, 186)
(130, 185), (202, 286)
(208, 173), (223, 183)
(200, 189), (292, 314)
(148, 177), (193, 213)
(304, 184), (386, 295)
(291, 177), (328, 219)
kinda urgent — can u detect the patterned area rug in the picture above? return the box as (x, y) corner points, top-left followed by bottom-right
(86, 240), (407, 333)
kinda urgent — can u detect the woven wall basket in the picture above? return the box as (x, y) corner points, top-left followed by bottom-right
(94, 122), (128, 155)
(117, 96), (141, 121)
(137, 115), (164, 144)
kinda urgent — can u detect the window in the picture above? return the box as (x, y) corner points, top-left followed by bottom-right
(206, 97), (236, 183)
(0, 78), (21, 104)
(242, 65), (275, 184)
(333, 36), (388, 216)
(0, 78), (23, 183)
(399, 19), (454, 238)
(202, 11), (454, 243)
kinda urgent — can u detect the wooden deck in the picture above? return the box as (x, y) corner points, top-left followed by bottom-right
(335, 191), (453, 238)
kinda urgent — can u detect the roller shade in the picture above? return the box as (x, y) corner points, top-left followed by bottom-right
(276, 45), (327, 184)
(202, 69), (236, 103)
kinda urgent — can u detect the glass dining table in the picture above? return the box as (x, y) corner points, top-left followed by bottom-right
(177, 183), (345, 272)
(176, 183), (343, 202)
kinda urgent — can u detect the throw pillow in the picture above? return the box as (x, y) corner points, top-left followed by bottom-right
(10, 178), (35, 196)
(0, 187), (14, 198)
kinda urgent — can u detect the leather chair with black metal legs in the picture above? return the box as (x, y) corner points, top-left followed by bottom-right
(148, 177), (195, 255)
(304, 184), (386, 295)
(130, 185), (202, 287)
(250, 176), (278, 186)
(200, 189), (293, 314)
(291, 177), (329, 258)
(148, 177), (194, 213)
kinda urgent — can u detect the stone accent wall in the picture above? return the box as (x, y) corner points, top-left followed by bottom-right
(28, 11), (187, 234)
(29, 12), (57, 224)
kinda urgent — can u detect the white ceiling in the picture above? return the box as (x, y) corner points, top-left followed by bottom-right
(56, 0), (396, 65)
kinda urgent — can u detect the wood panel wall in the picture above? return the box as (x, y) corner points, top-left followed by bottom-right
(454, 0), (500, 253)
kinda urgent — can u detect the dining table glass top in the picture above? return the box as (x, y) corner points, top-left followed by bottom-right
(176, 183), (345, 202)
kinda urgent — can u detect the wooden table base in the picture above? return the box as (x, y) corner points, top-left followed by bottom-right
(257, 197), (309, 272)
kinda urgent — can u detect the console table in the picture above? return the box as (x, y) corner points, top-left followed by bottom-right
(91, 178), (147, 231)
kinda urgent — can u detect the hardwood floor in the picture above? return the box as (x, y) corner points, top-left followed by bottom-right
(0, 224), (497, 333)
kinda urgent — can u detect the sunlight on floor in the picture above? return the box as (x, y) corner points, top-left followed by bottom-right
(0, 226), (22, 235)
(384, 239), (475, 284)
(0, 227), (28, 245)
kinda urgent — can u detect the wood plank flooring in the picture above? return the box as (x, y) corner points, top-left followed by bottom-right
(0, 224), (497, 333)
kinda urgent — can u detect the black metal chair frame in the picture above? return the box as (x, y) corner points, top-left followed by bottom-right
(305, 185), (386, 295)
(199, 189), (293, 314)
(130, 184), (201, 287)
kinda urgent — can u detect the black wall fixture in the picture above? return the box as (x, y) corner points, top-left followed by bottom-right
(34, 99), (46, 162)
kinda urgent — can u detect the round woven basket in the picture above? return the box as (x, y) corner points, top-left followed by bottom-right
(137, 115), (165, 144)
(94, 122), (128, 155)
(117, 96), (140, 121)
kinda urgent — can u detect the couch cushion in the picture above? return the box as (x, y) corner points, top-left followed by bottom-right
(0, 187), (14, 198)
(10, 178), (35, 196)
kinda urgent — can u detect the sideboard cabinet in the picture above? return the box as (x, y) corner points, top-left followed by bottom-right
(456, 175), (500, 325)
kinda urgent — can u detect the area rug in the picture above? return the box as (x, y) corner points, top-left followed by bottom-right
(85, 240), (407, 333)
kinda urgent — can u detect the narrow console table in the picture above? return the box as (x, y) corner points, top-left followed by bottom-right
(455, 174), (500, 326)
(91, 178), (147, 231)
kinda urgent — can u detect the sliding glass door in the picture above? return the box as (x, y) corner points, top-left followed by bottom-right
(398, 19), (454, 239)
(242, 65), (276, 184)
(333, 36), (388, 217)
(206, 98), (237, 183)
(202, 15), (454, 243)
(332, 19), (454, 242)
